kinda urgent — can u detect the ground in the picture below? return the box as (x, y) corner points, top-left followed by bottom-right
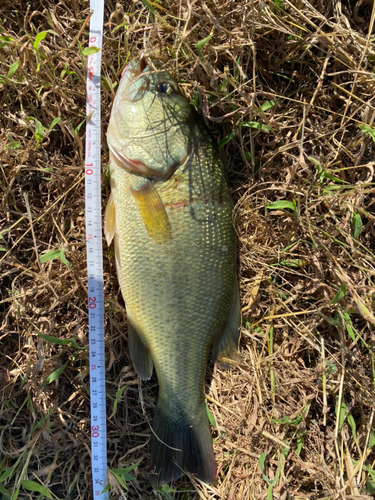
(1, 0), (375, 499)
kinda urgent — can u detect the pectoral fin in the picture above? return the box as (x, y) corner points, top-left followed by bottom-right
(131, 179), (171, 244)
(104, 193), (116, 246)
(213, 282), (243, 366)
(128, 319), (153, 380)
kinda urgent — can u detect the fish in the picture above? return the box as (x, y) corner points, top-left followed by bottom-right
(105, 59), (241, 486)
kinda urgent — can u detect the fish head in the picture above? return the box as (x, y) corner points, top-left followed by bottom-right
(107, 59), (195, 180)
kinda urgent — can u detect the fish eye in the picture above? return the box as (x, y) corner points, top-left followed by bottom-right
(158, 82), (170, 94)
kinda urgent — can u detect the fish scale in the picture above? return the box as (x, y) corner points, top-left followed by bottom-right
(106, 60), (241, 485)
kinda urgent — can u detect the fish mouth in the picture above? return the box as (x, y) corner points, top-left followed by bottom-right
(109, 144), (162, 178)
(120, 59), (167, 101)
(121, 58), (146, 79)
(120, 59), (149, 101)
(109, 142), (192, 181)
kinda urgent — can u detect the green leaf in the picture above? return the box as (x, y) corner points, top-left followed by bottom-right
(366, 480), (375, 495)
(36, 331), (84, 350)
(49, 117), (61, 130)
(309, 156), (322, 168)
(29, 409), (53, 436)
(0, 35), (14, 42)
(120, 458), (142, 475)
(5, 134), (22, 151)
(259, 452), (266, 473)
(37, 82), (52, 98)
(29, 117), (46, 145)
(218, 129), (235, 148)
(296, 432), (304, 456)
(196, 33), (213, 51)
(279, 259), (307, 268)
(259, 452), (270, 483)
(253, 324), (265, 335)
(33, 30), (57, 51)
(325, 359), (337, 374)
(190, 92), (199, 108)
(351, 213), (363, 238)
(10, 485), (19, 500)
(323, 171), (344, 183)
(32, 117), (45, 132)
(241, 121), (274, 131)
(74, 115), (90, 135)
(355, 297), (375, 324)
(20, 480), (52, 499)
(266, 200), (296, 211)
(206, 404), (217, 428)
(309, 156), (346, 184)
(34, 31), (47, 50)
(113, 385), (127, 416)
(141, 0), (156, 14)
(347, 412), (358, 446)
(337, 310), (357, 342)
(335, 400), (346, 430)
(363, 464), (375, 481)
(267, 483), (273, 500)
(0, 465), (16, 483)
(359, 124), (375, 143)
(40, 248), (70, 267)
(271, 414), (302, 426)
(160, 484), (176, 494)
(33, 31), (47, 51)
(0, 482), (11, 499)
(368, 428), (375, 449)
(111, 459), (142, 489)
(82, 46), (100, 56)
(320, 312), (341, 327)
(345, 318), (356, 342)
(257, 100), (275, 113)
(330, 284), (346, 304)
(7, 61), (19, 78)
(41, 360), (69, 387)
(274, 0), (286, 8)
(196, 33), (213, 60)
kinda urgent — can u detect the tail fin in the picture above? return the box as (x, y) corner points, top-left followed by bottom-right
(149, 400), (216, 486)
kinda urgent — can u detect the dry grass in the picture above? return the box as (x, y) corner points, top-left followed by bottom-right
(1, 0), (375, 498)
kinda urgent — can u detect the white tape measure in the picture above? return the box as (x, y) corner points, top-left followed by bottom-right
(84, 1), (108, 498)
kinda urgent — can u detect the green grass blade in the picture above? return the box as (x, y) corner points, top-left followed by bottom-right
(20, 480), (52, 499)
(41, 361), (69, 387)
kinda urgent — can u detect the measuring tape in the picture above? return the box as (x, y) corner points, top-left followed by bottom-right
(84, 1), (108, 498)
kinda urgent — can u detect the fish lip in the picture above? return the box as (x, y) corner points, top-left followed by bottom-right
(108, 139), (193, 181)
(108, 142), (175, 180)
(121, 59), (146, 79)
(119, 59), (149, 100)
(121, 59), (167, 95)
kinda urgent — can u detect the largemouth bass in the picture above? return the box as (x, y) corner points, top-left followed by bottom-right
(105, 59), (241, 485)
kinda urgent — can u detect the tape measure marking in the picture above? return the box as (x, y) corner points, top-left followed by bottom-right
(84, 1), (108, 498)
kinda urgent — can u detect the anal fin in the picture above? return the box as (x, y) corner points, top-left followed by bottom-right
(213, 282), (243, 366)
(128, 320), (153, 380)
